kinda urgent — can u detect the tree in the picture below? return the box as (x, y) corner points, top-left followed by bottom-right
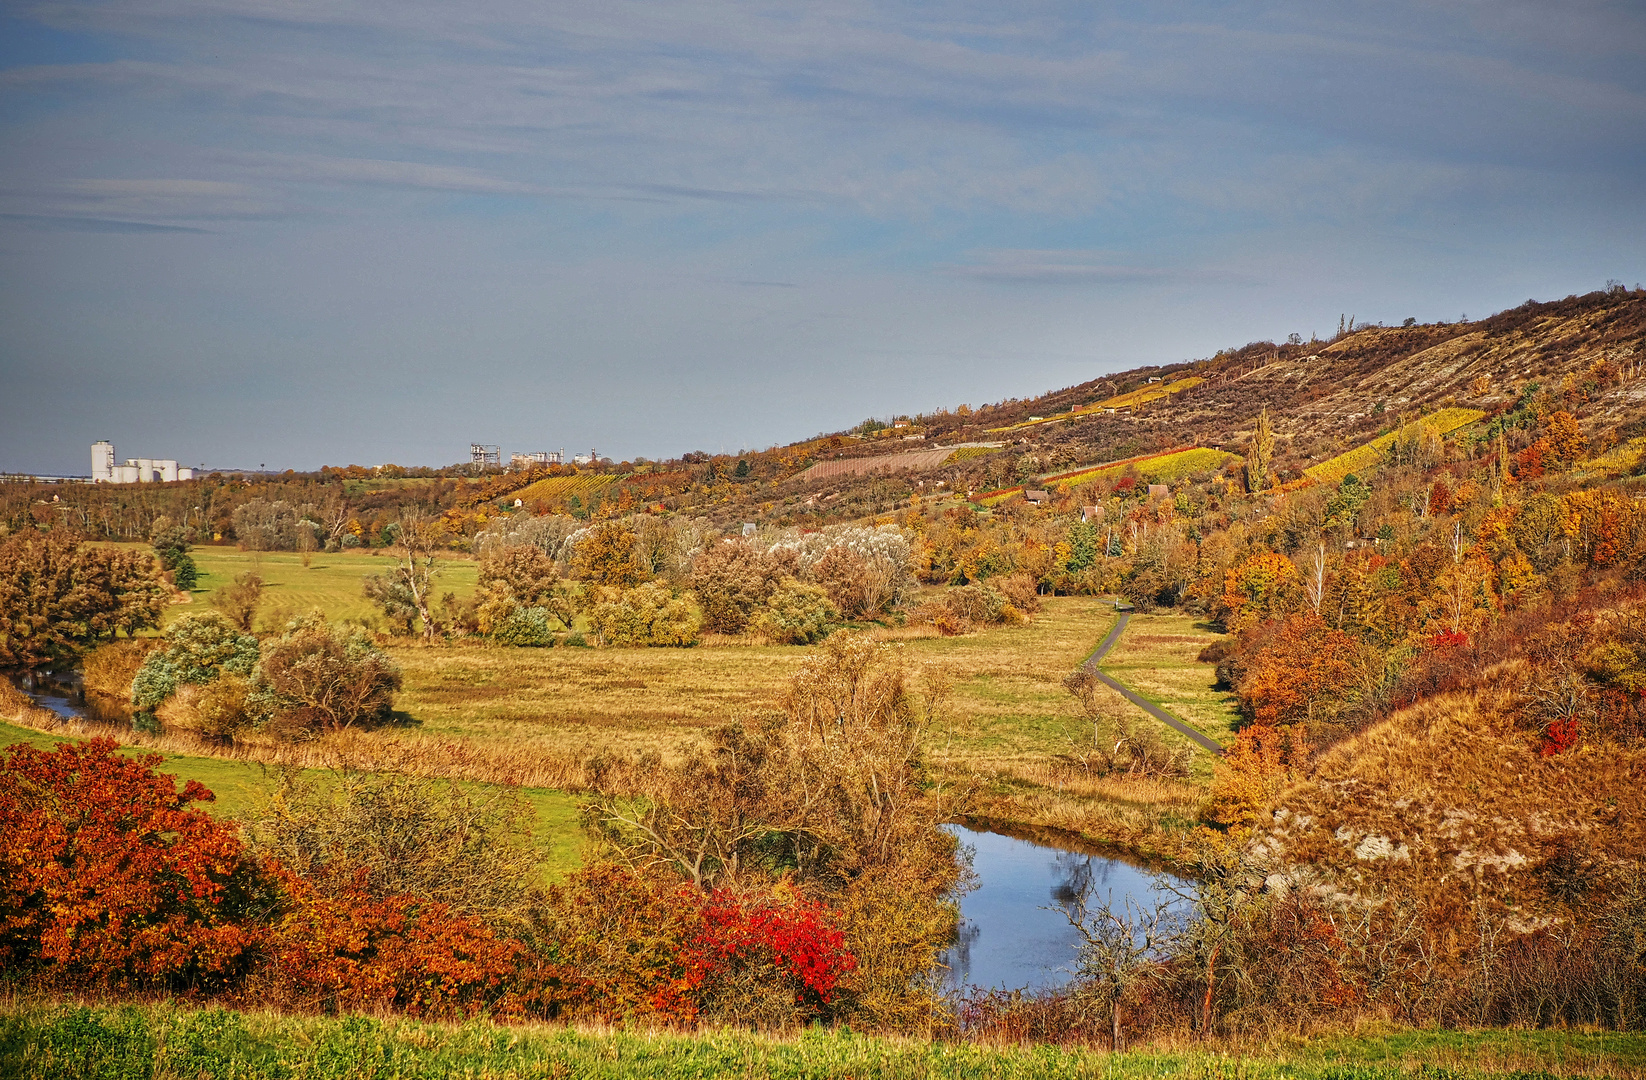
(479, 545), (560, 605)
(211, 572), (264, 631)
(571, 521), (647, 588)
(364, 508), (445, 639)
(1220, 551), (1299, 632)
(0, 529), (168, 668)
(249, 613), (401, 737)
(1064, 890), (1180, 1050)
(1235, 612), (1368, 728)
(150, 522), (198, 591)
(690, 538), (784, 634)
(1546, 410), (1586, 463)
(1245, 406), (1275, 493)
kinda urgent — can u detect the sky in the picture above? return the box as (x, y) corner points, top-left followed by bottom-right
(1, 1), (1643, 474)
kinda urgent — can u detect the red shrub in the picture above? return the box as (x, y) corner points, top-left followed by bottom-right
(1540, 717), (1582, 756)
(693, 881), (857, 1010)
(0, 738), (264, 992)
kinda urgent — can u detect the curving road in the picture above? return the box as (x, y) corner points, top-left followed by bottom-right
(1082, 611), (1225, 754)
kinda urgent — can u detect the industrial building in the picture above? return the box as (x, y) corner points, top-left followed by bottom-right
(92, 441), (194, 484)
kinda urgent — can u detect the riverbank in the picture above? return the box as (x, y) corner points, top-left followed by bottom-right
(4, 1000), (1640, 1080)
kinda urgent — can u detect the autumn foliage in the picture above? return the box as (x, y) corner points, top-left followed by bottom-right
(0, 738), (263, 993)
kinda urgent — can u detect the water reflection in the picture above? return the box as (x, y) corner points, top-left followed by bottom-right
(941, 824), (1183, 992)
(4, 667), (88, 720)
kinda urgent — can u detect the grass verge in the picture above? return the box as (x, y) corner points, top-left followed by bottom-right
(3, 1001), (1639, 1080)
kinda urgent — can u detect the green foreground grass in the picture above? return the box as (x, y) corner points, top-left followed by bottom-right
(0, 720), (585, 883)
(4, 1002), (1640, 1080)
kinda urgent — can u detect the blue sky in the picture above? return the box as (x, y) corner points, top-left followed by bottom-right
(2, 1), (1643, 472)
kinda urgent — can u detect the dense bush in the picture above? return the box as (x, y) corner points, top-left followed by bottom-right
(589, 582), (701, 647)
(129, 612), (259, 732)
(490, 604), (556, 646)
(248, 614), (401, 737)
(753, 581), (838, 644)
(0, 739), (264, 993)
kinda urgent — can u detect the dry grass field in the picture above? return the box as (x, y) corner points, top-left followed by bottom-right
(24, 543), (1238, 859)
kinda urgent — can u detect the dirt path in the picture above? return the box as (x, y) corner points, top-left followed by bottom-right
(1083, 612), (1225, 754)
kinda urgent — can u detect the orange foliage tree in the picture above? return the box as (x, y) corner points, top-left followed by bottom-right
(0, 738), (264, 992)
(1235, 613), (1367, 728)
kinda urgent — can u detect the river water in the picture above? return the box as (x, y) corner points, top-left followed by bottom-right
(3, 666), (91, 720)
(941, 823), (1187, 993)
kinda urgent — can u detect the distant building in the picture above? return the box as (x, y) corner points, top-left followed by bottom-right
(1082, 505), (1104, 523)
(470, 444), (502, 467)
(91, 442), (191, 484)
(1025, 489), (1050, 506)
(571, 448), (598, 466)
(510, 451), (554, 469)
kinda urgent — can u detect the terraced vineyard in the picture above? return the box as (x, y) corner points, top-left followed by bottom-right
(989, 377), (1205, 433)
(1302, 407), (1486, 485)
(511, 473), (624, 504)
(790, 443), (1002, 484)
(1044, 445), (1234, 490)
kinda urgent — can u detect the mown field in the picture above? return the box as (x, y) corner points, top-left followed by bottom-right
(176, 546), (480, 630)
(6, 1002), (1641, 1080)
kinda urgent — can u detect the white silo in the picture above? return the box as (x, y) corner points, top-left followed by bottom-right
(158, 460), (179, 482)
(178, 468), (194, 481)
(91, 441), (115, 483)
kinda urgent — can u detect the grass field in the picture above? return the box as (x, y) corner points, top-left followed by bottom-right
(388, 598), (1122, 772)
(178, 546), (479, 630)
(6, 1002), (1640, 1080)
(1303, 408), (1486, 485)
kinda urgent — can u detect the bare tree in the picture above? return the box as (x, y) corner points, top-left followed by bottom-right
(364, 507), (445, 639)
(1306, 542), (1327, 615)
(1063, 889), (1181, 1049)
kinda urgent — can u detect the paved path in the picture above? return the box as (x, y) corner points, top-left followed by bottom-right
(1082, 610), (1225, 754)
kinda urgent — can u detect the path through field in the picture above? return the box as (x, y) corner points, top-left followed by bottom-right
(1083, 612), (1226, 754)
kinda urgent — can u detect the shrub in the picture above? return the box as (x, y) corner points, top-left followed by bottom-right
(248, 613), (401, 737)
(491, 604), (555, 646)
(589, 582), (701, 647)
(753, 581), (837, 644)
(0, 739), (264, 992)
(129, 611), (259, 732)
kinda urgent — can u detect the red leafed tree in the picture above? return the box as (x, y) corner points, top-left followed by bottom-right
(0, 738), (264, 991)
